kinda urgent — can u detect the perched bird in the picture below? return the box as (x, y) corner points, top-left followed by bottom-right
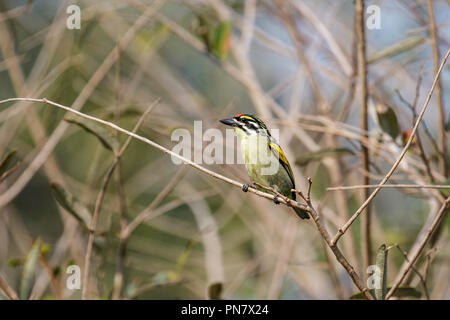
(220, 113), (309, 219)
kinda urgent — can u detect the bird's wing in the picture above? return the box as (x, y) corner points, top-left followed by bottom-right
(268, 141), (296, 189)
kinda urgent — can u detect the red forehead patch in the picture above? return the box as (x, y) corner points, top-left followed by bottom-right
(234, 113), (246, 118)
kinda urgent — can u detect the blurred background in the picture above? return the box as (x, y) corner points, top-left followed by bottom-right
(0, 0), (449, 300)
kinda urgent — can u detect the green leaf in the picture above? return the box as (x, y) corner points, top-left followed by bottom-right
(377, 104), (399, 139)
(193, 14), (214, 52)
(295, 148), (354, 166)
(349, 287), (422, 300)
(20, 239), (41, 299)
(375, 244), (388, 300)
(433, 179), (450, 197)
(64, 113), (120, 152)
(50, 183), (92, 228)
(212, 21), (231, 60)
(0, 150), (17, 177)
(368, 37), (424, 64)
(208, 282), (223, 300)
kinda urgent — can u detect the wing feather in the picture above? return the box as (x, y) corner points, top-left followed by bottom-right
(268, 142), (296, 189)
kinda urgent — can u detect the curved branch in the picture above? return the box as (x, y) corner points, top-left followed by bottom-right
(0, 96), (373, 299)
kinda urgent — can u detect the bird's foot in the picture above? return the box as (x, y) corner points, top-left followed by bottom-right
(273, 195), (281, 205)
(242, 184), (250, 192)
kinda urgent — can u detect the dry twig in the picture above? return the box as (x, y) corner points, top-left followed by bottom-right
(330, 49), (450, 247)
(0, 97), (373, 299)
(386, 196), (450, 299)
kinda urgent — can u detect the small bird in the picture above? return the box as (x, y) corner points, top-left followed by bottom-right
(220, 113), (309, 219)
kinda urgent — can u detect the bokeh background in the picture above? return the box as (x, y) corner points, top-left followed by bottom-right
(0, 0), (449, 300)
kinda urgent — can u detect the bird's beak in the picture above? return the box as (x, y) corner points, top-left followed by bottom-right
(219, 118), (237, 127)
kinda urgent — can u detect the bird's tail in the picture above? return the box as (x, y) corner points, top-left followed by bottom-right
(293, 206), (310, 219)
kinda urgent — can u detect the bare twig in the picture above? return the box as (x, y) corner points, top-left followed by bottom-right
(0, 97), (305, 210)
(292, 177), (312, 203)
(306, 177), (312, 202)
(0, 0), (165, 209)
(293, 180), (374, 300)
(355, 0), (372, 271)
(391, 244), (430, 299)
(327, 184), (450, 191)
(82, 99), (160, 299)
(396, 88), (435, 183)
(122, 166), (190, 239)
(426, 0), (447, 177)
(0, 161), (20, 183)
(290, 1), (352, 77)
(0, 273), (18, 300)
(39, 253), (63, 299)
(330, 49), (450, 247)
(273, 0), (327, 113)
(0, 97), (373, 299)
(385, 196), (450, 299)
(111, 44), (129, 301)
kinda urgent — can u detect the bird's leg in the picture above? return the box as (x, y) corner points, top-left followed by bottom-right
(242, 184), (250, 192)
(270, 185), (281, 205)
(252, 182), (285, 205)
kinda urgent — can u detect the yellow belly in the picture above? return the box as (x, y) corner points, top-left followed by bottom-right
(238, 133), (294, 198)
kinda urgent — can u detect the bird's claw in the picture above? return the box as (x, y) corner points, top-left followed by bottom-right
(273, 195), (281, 205)
(242, 184), (250, 192)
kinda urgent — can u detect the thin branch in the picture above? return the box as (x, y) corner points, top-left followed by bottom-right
(290, 1), (352, 77)
(330, 49), (450, 247)
(0, 98), (297, 208)
(396, 88), (435, 183)
(0, 273), (18, 300)
(292, 181), (374, 300)
(385, 196), (450, 299)
(0, 1), (165, 209)
(112, 44), (128, 301)
(39, 253), (63, 300)
(82, 99), (160, 299)
(356, 0), (372, 271)
(273, 0), (327, 113)
(391, 244), (430, 300)
(0, 161), (20, 183)
(327, 184), (450, 191)
(0, 97), (373, 299)
(122, 166), (190, 238)
(426, 0), (447, 177)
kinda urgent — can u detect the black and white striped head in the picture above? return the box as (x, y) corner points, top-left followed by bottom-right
(220, 113), (271, 137)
